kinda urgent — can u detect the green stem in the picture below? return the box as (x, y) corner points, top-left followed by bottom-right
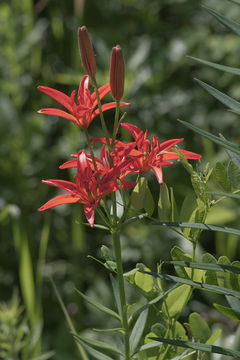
(112, 227), (130, 360)
(91, 77), (111, 152)
(112, 100), (120, 148)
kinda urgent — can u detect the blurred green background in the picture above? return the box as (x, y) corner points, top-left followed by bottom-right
(1, 0), (240, 358)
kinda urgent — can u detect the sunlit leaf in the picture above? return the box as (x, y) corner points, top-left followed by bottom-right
(189, 312), (211, 343)
(214, 303), (240, 320)
(162, 285), (192, 319)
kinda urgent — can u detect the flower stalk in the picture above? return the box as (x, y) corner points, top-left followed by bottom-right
(111, 227), (130, 360)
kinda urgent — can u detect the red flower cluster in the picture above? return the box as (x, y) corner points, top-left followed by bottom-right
(38, 27), (201, 227)
(38, 118), (201, 226)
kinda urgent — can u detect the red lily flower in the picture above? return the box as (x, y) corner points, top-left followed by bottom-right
(38, 75), (130, 129)
(38, 150), (135, 226)
(117, 123), (201, 184)
(60, 145), (136, 189)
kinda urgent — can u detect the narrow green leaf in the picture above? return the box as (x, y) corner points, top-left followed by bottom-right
(170, 187), (179, 222)
(93, 327), (123, 333)
(208, 191), (240, 199)
(148, 336), (240, 358)
(18, 230), (36, 326)
(187, 55), (240, 76)
(33, 351), (55, 360)
(110, 275), (121, 316)
(139, 341), (162, 352)
(165, 260), (240, 274)
(130, 308), (149, 355)
(178, 119), (240, 155)
(50, 278), (89, 360)
(144, 185), (155, 216)
(195, 78), (240, 111)
(74, 338), (113, 360)
(73, 335), (123, 356)
(75, 289), (121, 321)
(219, 134), (240, 169)
(141, 271), (240, 299)
(214, 303), (240, 320)
(206, 329), (222, 345)
(203, 5), (240, 35)
(152, 221), (240, 237)
(171, 246), (192, 279)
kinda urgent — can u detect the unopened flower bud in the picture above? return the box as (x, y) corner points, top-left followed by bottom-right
(78, 26), (96, 78)
(110, 45), (125, 100)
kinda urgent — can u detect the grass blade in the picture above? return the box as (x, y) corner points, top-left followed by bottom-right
(75, 289), (121, 321)
(188, 55), (240, 76)
(195, 78), (240, 112)
(203, 5), (240, 35)
(50, 278), (89, 360)
(178, 119), (240, 155)
(148, 336), (240, 358)
(152, 221), (240, 237)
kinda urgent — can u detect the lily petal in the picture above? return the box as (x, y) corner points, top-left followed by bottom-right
(38, 108), (77, 124)
(38, 86), (73, 113)
(42, 179), (77, 194)
(151, 166), (163, 184)
(84, 205), (95, 227)
(38, 194), (80, 211)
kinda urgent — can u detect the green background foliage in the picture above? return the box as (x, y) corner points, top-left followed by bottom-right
(1, 0), (240, 358)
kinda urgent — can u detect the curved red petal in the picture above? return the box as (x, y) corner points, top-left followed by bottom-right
(42, 179), (77, 194)
(151, 166), (164, 184)
(38, 108), (77, 124)
(59, 159), (78, 169)
(121, 123), (143, 140)
(158, 138), (184, 151)
(77, 75), (89, 99)
(179, 149), (202, 159)
(38, 86), (73, 113)
(38, 194), (80, 211)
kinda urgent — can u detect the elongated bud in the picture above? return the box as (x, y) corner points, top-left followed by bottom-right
(110, 45), (125, 100)
(78, 26), (96, 78)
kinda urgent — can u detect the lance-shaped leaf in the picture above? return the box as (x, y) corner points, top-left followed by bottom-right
(214, 303), (240, 320)
(203, 5), (240, 35)
(73, 334), (123, 357)
(187, 55), (240, 76)
(195, 78), (240, 112)
(75, 289), (121, 321)
(178, 119), (240, 155)
(130, 308), (149, 355)
(165, 260), (240, 275)
(140, 271), (240, 299)
(148, 336), (240, 358)
(74, 338), (114, 360)
(152, 221), (240, 237)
